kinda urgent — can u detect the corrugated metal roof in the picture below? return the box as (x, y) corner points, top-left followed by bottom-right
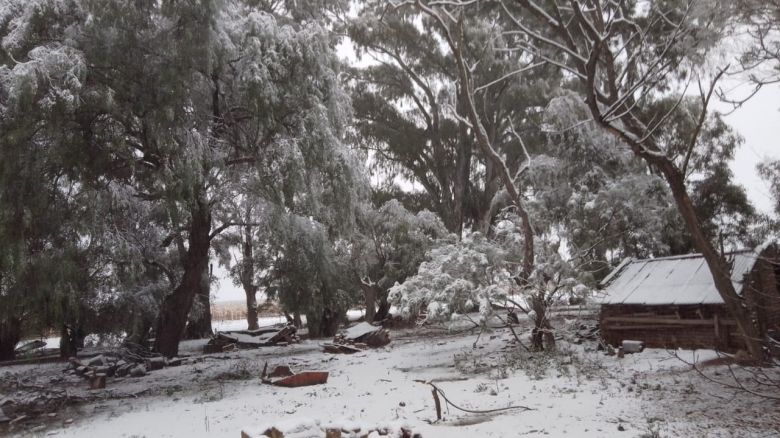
(599, 250), (759, 305)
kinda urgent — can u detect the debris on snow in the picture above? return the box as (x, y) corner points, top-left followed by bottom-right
(324, 323), (391, 354)
(204, 325), (299, 353)
(241, 421), (420, 438)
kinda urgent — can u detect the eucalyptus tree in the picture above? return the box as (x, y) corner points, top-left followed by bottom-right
(504, 0), (766, 361)
(1, 0), (358, 357)
(348, 200), (449, 322)
(534, 91), (757, 277)
(0, 0), (112, 359)
(348, 1), (555, 236)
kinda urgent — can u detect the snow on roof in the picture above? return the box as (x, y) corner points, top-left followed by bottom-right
(599, 250), (759, 305)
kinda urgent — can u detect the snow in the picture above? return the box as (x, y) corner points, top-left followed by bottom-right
(5, 322), (774, 438)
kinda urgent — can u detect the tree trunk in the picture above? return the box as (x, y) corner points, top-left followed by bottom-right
(154, 198), (212, 357)
(451, 96), (472, 238)
(245, 286), (259, 330)
(240, 221), (259, 330)
(184, 280), (212, 339)
(659, 162), (765, 361)
(360, 281), (380, 322)
(375, 294), (391, 321)
(0, 318), (21, 361)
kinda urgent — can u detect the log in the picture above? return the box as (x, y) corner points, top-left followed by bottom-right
(89, 373), (106, 390)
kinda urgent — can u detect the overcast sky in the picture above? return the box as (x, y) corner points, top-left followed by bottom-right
(212, 75), (780, 303)
(716, 84), (780, 215)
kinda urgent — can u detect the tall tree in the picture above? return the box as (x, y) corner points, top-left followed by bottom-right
(349, 1), (554, 236)
(349, 200), (449, 322)
(507, 0), (767, 361)
(1, 0), (359, 357)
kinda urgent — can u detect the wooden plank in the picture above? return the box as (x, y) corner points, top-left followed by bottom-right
(602, 317), (737, 326)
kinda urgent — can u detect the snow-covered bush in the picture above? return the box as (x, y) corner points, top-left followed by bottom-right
(388, 228), (522, 324)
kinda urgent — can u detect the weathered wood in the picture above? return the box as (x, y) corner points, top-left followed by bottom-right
(272, 371), (329, 388)
(602, 317), (737, 326)
(89, 373), (106, 390)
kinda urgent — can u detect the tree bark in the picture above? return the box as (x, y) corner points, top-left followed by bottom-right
(375, 294), (392, 321)
(245, 286), (259, 330)
(154, 197), (212, 357)
(184, 275), (213, 339)
(360, 281), (380, 322)
(658, 161), (765, 360)
(240, 221), (259, 330)
(0, 318), (21, 361)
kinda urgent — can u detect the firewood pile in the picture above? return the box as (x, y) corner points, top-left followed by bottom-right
(63, 345), (185, 388)
(323, 322), (390, 354)
(204, 324), (299, 354)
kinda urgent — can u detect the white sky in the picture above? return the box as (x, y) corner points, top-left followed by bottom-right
(716, 84), (780, 215)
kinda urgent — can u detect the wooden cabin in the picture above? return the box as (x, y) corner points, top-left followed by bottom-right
(599, 244), (780, 352)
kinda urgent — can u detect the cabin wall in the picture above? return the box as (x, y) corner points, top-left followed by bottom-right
(600, 304), (743, 352)
(750, 248), (780, 332)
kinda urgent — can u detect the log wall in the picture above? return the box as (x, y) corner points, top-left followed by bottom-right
(600, 304), (744, 352)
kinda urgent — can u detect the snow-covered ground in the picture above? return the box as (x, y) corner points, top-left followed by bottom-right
(3, 320), (779, 437)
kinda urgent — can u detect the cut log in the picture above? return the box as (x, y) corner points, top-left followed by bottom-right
(89, 373), (106, 390)
(272, 371), (329, 388)
(146, 356), (165, 371)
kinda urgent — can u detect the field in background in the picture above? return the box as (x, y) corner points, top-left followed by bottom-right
(211, 300), (282, 322)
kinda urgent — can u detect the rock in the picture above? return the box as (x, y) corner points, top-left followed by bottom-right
(129, 365), (147, 377)
(166, 357), (182, 367)
(0, 407), (9, 423)
(617, 424), (626, 431)
(75, 366), (90, 376)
